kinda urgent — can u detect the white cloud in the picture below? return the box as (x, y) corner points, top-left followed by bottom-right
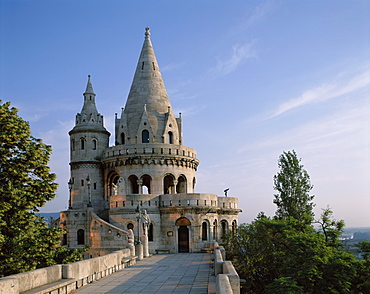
(209, 41), (256, 77)
(270, 70), (370, 118)
(242, 1), (274, 28)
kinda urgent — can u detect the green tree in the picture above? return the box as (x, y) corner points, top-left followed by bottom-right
(0, 101), (82, 277)
(273, 150), (315, 225)
(224, 150), (370, 293)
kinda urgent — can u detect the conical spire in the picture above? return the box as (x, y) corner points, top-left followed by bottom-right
(71, 75), (108, 131)
(123, 27), (178, 140)
(84, 75), (95, 94)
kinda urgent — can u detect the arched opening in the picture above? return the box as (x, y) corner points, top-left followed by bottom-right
(176, 175), (187, 193)
(109, 173), (120, 196)
(141, 174), (151, 194)
(148, 223), (154, 241)
(71, 139), (75, 151)
(176, 217), (191, 253)
(77, 229), (85, 245)
(80, 138), (85, 150)
(128, 175), (139, 194)
(202, 221), (208, 241)
(163, 174), (175, 194)
(142, 130), (149, 143)
(192, 177), (196, 191)
(232, 220), (237, 234)
(221, 220), (228, 240)
(213, 220), (218, 240)
(168, 131), (173, 144)
(121, 132), (125, 144)
(92, 139), (97, 150)
(127, 223), (134, 230)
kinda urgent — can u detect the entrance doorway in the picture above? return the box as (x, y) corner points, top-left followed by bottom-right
(175, 217), (191, 253)
(178, 226), (189, 252)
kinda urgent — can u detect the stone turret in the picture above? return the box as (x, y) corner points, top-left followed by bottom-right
(69, 76), (110, 212)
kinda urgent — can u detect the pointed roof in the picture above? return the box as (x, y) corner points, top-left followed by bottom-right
(123, 27), (176, 138)
(84, 75), (95, 94)
(81, 75), (98, 115)
(70, 75), (109, 135)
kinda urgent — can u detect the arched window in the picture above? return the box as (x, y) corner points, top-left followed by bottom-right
(202, 221), (208, 241)
(221, 220), (228, 239)
(163, 174), (175, 194)
(176, 175), (187, 193)
(192, 177), (196, 191)
(141, 175), (151, 194)
(121, 132), (125, 144)
(232, 220), (237, 234)
(213, 220), (217, 240)
(71, 139), (75, 151)
(77, 229), (85, 245)
(80, 138), (85, 150)
(168, 131), (173, 144)
(92, 139), (97, 150)
(127, 223), (134, 230)
(142, 130), (149, 143)
(128, 175), (139, 194)
(148, 223), (154, 241)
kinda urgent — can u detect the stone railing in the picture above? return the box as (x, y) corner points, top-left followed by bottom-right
(0, 248), (135, 294)
(213, 243), (240, 294)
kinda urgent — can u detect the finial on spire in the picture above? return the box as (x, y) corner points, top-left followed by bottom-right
(85, 75), (94, 94)
(145, 27), (150, 38)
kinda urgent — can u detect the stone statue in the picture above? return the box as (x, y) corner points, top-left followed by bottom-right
(127, 229), (135, 256)
(112, 183), (118, 195)
(127, 229), (134, 244)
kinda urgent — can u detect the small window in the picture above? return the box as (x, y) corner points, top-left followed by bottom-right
(202, 222), (208, 241)
(92, 139), (97, 150)
(142, 130), (149, 143)
(81, 180), (84, 186)
(71, 140), (75, 151)
(81, 139), (85, 150)
(121, 133), (125, 144)
(93, 183), (96, 190)
(168, 131), (173, 144)
(127, 223), (134, 230)
(77, 229), (85, 245)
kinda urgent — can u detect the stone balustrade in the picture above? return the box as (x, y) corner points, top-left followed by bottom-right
(109, 193), (239, 210)
(213, 243), (240, 294)
(0, 248), (135, 294)
(104, 143), (197, 159)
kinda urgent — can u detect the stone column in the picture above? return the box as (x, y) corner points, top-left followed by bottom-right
(141, 226), (150, 257)
(135, 243), (143, 260)
(137, 179), (143, 194)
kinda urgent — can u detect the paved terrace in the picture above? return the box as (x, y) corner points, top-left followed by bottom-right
(72, 253), (215, 294)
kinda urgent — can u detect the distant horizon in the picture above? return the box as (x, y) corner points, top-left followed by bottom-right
(1, 1), (369, 227)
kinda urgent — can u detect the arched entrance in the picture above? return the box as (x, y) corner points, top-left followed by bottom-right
(175, 217), (191, 253)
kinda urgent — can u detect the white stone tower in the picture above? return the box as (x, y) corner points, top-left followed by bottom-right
(59, 28), (241, 256)
(68, 76), (110, 214)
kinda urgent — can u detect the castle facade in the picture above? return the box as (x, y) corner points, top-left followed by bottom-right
(59, 28), (241, 257)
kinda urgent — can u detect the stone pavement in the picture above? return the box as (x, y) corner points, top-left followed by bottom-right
(72, 253), (214, 294)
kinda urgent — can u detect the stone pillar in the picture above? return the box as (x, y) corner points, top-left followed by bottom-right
(135, 243), (143, 260)
(137, 179), (143, 194)
(141, 227), (150, 257)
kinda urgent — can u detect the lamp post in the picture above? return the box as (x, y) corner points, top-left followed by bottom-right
(86, 175), (92, 207)
(68, 178), (73, 209)
(135, 205), (141, 244)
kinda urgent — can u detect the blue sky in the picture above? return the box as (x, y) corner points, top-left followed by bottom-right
(1, 0), (369, 227)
